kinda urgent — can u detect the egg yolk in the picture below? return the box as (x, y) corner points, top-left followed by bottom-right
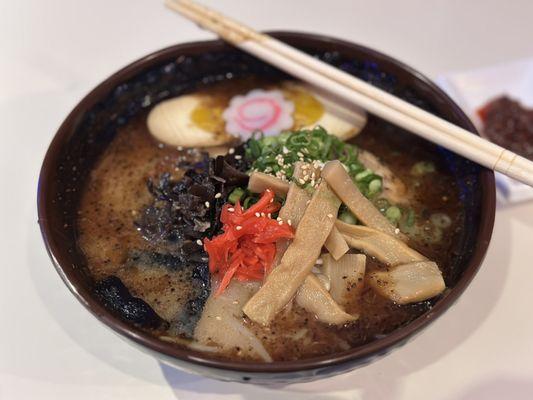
(283, 88), (324, 128)
(190, 86), (324, 136)
(191, 102), (225, 134)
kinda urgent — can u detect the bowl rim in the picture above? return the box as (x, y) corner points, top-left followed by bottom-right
(37, 31), (496, 374)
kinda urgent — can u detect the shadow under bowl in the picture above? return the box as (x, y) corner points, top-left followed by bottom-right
(37, 31), (495, 384)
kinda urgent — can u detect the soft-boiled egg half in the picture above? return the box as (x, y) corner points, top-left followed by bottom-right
(147, 94), (234, 148)
(147, 81), (367, 147)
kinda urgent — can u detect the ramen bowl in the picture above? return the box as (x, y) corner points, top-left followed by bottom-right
(37, 32), (495, 383)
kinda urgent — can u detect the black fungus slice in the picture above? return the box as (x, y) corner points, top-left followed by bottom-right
(131, 148), (249, 336)
(214, 154), (249, 187)
(95, 276), (167, 329)
(136, 150), (249, 256)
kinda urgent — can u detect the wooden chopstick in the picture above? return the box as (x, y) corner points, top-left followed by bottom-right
(165, 0), (533, 187)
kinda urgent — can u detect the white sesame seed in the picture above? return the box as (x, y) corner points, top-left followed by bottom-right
(235, 226), (242, 230)
(261, 212), (266, 217)
(196, 239), (203, 246)
(234, 155), (242, 160)
(232, 300), (239, 305)
(255, 212), (261, 217)
(327, 213), (333, 218)
(306, 200), (311, 205)
(283, 146), (289, 154)
(267, 213), (271, 218)
(299, 178), (305, 184)
(215, 316), (222, 321)
(270, 199), (274, 203)
(228, 207), (235, 212)
(315, 258), (323, 265)
(297, 152), (304, 158)
(276, 217), (282, 222)
(215, 192), (222, 199)
(395, 228), (400, 234)
(278, 220), (283, 225)
(205, 201), (210, 208)
(177, 145), (183, 151)
(228, 148), (235, 154)
(287, 219), (292, 226)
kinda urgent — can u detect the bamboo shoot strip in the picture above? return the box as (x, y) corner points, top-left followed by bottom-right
(277, 163), (312, 226)
(367, 261), (445, 304)
(322, 253), (366, 305)
(271, 187), (307, 271)
(271, 162), (318, 269)
(248, 171), (289, 197)
(336, 220), (425, 266)
(263, 162), (348, 258)
(322, 160), (407, 241)
(324, 225), (350, 260)
(243, 181), (341, 325)
(295, 275), (357, 325)
(271, 163), (353, 324)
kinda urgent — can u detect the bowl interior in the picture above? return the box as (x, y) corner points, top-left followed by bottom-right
(38, 32), (495, 377)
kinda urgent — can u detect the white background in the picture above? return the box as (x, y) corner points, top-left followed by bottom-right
(1, 1), (533, 399)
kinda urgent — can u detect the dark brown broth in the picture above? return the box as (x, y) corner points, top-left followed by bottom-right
(77, 83), (464, 362)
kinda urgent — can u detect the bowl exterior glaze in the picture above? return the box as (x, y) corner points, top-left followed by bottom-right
(38, 32), (495, 383)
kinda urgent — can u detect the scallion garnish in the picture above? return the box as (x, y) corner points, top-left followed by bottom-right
(245, 127), (382, 198)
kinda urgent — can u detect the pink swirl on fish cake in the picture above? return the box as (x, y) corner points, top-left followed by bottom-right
(223, 89), (294, 138)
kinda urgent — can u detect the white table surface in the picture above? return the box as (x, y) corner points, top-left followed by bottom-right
(1, 1), (533, 399)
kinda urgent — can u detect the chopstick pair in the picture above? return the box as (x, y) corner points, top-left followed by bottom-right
(165, 0), (533, 187)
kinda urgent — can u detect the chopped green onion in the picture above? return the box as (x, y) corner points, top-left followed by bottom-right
(405, 208), (415, 227)
(244, 127), (382, 199)
(248, 139), (262, 158)
(411, 161), (436, 176)
(385, 206), (402, 224)
(242, 195), (258, 209)
(339, 210), (358, 225)
(368, 179), (382, 196)
(228, 187), (245, 204)
(355, 169), (372, 181)
(261, 136), (278, 148)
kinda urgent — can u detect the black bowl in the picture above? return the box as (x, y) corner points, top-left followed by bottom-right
(37, 32), (495, 383)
